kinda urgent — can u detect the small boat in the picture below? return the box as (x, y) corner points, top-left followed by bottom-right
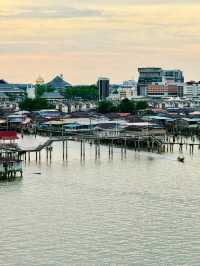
(177, 156), (184, 163)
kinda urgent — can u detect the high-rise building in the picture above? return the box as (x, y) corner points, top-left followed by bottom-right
(137, 67), (184, 96)
(97, 77), (110, 101)
(163, 70), (184, 84)
(137, 68), (163, 96)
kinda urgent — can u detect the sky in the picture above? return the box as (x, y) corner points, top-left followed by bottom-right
(0, 0), (200, 84)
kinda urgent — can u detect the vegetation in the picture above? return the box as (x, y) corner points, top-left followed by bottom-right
(135, 100), (149, 110)
(97, 101), (118, 113)
(35, 84), (54, 97)
(98, 99), (149, 113)
(64, 86), (98, 100)
(19, 98), (54, 111)
(118, 98), (136, 113)
(35, 84), (98, 101)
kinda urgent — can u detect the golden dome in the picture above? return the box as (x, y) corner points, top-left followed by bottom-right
(36, 76), (45, 85)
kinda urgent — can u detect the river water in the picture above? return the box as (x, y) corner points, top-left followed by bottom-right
(0, 135), (200, 266)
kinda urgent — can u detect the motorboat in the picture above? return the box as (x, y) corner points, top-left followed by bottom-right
(177, 156), (184, 163)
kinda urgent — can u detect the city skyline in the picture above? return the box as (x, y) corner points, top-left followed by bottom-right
(1, 0), (200, 83)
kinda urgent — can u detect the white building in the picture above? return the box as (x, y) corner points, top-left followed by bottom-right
(26, 85), (36, 99)
(118, 86), (137, 99)
(109, 80), (137, 101)
(184, 82), (200, 97)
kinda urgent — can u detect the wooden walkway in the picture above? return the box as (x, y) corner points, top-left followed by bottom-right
(15, 133), (163, 153)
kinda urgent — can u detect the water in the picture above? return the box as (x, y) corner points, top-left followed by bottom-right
(0, 136), (200, 265)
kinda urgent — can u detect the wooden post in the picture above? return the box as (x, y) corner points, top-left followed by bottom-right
(50, 147), (52, 162)
(62, 141), (65, 161)
(111, 139), (114, 159)
(98, 140), (100, 158)
(80, 140), (83, 160)
(95, 143), (97, 160)
(46, 147), (49, 161)
(83, 140), (85, 161)
(109, 145), (111, 159)
(124, 138), (127, 157)
(65, 140), (68, 160)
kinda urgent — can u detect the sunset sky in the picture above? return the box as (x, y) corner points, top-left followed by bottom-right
(1, 0), (200, 84)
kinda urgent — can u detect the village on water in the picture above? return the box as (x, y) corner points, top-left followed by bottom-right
(1, 67), (200, 179)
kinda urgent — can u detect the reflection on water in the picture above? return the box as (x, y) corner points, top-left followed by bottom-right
(0, 135), (200, 265)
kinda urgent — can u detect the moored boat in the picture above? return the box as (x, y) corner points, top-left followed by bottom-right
(177, 156), (184, 163)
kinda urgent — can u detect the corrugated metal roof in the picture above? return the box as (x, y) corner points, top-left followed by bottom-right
(0, 131), (18, 140)
(41, 92), (64, 99)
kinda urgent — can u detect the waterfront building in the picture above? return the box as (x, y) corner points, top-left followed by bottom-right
(0, 131), (22, 179)
(97, 77), (110, 101)
(57, 101), (97, 113)
(7, 113), (31, 129)
(0, 151), (22, 179)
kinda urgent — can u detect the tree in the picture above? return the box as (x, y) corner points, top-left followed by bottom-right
(64, 86), (98, 100)
(97, 101), (117, 113)
(35, 84), (47, 97)
(118, 99), (135, 113)
(97, 99), (149, 114)
(19, 98), (54, 111)
(35, 84), (54, 97)
(136, 101), (149, 110)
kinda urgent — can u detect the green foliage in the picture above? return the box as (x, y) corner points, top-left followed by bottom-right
(35, 84), (46, 97)
(98, 101), (117, 113)
(98, 99), (148, 113)
(19, 98), (54, 111)
(135, 101), (149, 110)
(64, 86), (98, 100)
(35, 84), (54, 97)
(118, 99), (136, 113)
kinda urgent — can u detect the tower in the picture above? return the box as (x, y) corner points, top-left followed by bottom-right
(97, 77), (110, 101)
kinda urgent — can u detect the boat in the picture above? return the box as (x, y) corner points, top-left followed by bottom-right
(177, 156), (184, 163)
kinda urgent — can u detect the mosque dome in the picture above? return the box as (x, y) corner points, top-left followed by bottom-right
(36, 76), (45, 85)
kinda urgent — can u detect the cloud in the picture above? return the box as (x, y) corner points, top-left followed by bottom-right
(0, 0), (200, 82)
(0, 6), (103, 20)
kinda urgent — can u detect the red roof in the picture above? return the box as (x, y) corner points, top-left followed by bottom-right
(0, 131), (18, 140)
(117, 113), (130, 117)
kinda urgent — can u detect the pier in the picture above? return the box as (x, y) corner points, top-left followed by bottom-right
(1, 131), (164, 163)
(1, 128), (200, 165)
